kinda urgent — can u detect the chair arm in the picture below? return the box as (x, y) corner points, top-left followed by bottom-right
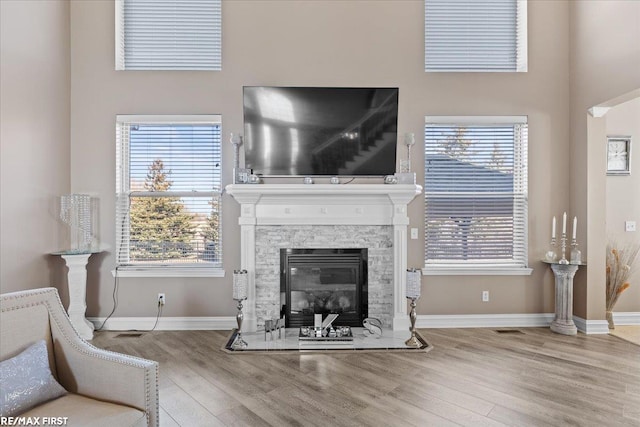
(52, 338), (158, 427)
(42, 289), (158, 427)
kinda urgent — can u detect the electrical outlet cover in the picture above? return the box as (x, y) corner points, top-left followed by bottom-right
(411, 228), (418, 239)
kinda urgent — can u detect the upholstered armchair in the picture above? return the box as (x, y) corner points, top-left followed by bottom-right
(0, 287), (158, 426)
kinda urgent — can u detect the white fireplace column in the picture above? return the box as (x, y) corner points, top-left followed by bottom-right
(237, 195), (260, 332)
(391, 199), (411, 332)
(226, 184), (422, 332)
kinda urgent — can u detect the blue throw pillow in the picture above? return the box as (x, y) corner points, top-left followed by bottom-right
(0, 340), (67, 416)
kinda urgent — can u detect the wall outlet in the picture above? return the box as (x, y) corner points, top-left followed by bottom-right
(410, 228), (418, 239)
(158, 293), (165, 305)
(625, 221), (636, 232)
(482, 291), (489, 302)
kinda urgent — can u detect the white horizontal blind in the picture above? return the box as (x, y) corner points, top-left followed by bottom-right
(424, 117), (528, 268)
(116, 0), (221, 70)
(425, 0), (527, 72)
(116, 115), (222, 268)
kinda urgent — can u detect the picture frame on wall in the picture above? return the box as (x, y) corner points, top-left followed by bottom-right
(606, 136), (631, 175)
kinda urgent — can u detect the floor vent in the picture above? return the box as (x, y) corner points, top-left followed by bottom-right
(495, 329), (524, 334)
(115, 333), (143, 338)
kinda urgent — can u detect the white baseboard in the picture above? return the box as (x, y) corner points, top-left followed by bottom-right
(416, 313), (554, 329)
(89, 316), (236, 331)
(572, 312), (640, 334)
(572, 316), (609, 334)
(92, 314), (553, 331)
(89, 312), (639, 333)
(612, 312), (640, 325)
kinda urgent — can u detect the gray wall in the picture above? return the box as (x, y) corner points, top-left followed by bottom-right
(605, 98), (640, 313)
(1, 0), (70, 302)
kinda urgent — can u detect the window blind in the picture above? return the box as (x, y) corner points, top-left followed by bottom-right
(424, 0), (527, 72)
(424, 116), (528, 268)
(116, 115), (223, 268)
(115, 0), (222, 70)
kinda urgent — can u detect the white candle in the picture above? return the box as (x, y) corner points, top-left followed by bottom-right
(552, 216), (556, 239)
(573, 216), (577, 240)
(562, 212), (567, 235)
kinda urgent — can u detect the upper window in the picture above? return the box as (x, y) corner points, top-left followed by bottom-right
(424, 0), (527, 72)
(115, 0), (222, 71)
(116, 115), (223, 275)
(423, 116), (530, 275)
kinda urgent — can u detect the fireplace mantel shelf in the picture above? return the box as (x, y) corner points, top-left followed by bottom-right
(226, 184), (422, 202)
(226, 184), (422, 226)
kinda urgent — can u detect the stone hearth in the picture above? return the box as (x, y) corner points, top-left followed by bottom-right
(226, 184), (422, 332)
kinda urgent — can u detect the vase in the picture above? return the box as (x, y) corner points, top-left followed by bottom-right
(606, 310), (614, 329)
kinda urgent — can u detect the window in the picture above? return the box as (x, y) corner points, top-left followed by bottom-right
(424, 0), (527, 72)
(116, 115), (223, 276)
(423, 116), (531, 275)
(115, 0), (222, 70)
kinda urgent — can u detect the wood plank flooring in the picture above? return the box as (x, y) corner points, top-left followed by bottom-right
(91, 328), (640, 427)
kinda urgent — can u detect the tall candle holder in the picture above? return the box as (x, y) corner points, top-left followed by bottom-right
(396, 133), (417, 184)
(400, 133), (415, 173)
(230, 133), (250, 184)
(405, 268), (422, 348)
(232, 270), (248, 350)
(559, 233), (569, 264)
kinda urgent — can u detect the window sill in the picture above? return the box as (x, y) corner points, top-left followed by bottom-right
(112, 267), (226, 278)
(421, 266), (533, 276)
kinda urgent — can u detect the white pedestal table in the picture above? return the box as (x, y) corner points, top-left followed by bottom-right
(52, 251), (100, 340)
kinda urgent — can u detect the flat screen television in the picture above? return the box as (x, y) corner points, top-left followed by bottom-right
(243, 87), (398, 176)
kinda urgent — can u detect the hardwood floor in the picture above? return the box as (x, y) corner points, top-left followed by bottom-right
(91, 328), (640, 427)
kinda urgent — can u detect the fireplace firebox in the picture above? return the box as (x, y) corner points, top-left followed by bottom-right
(280, 248), (368, 328)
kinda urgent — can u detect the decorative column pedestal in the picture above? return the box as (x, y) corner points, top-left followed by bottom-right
(546, 262), (581, 335)
(53, 252), (98, 340)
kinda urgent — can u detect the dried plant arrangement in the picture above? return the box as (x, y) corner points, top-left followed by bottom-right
(606, 241), (640, 329)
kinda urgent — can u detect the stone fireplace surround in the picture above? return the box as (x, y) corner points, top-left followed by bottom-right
(226, 184), (422, 332)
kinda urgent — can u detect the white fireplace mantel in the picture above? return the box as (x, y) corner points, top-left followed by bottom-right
(226, 184), (422, 331)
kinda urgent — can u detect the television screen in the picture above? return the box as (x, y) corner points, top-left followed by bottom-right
(243, 87), (398, 176)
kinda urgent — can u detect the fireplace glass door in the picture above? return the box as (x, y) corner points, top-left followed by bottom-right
(281, 249), (367, 328)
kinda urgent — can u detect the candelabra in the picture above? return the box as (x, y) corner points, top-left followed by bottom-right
(232, 270), (248, 350)
(559, 233), (569, 264)
(405, 268), (422, 348)
(548, 214), (580, 265)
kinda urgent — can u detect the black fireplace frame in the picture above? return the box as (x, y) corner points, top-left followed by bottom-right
(280, 248), (368, 328)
